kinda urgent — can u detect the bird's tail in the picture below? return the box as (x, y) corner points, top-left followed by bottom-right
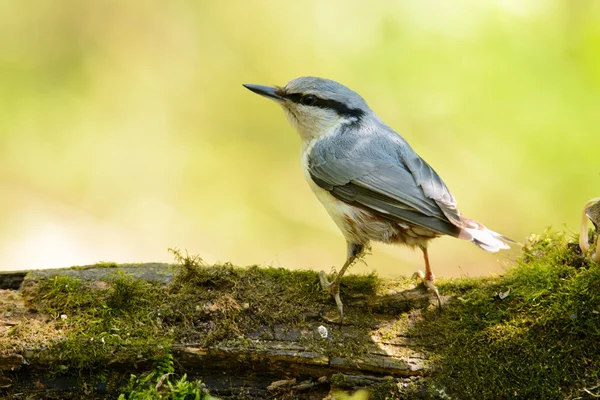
(458, 218), (515, 253)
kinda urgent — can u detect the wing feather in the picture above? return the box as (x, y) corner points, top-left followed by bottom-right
(307, 133), (463, 237)
(401, 155), (462, 225)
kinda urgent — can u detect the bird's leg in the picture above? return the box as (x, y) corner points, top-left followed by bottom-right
(413, 245), (442, 309)
(319, 242), (365, 324)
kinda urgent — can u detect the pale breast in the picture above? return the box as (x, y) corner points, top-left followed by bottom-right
(302, 148), (362, 243)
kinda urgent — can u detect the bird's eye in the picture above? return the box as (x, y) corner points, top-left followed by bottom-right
(300, 94), (318, 106)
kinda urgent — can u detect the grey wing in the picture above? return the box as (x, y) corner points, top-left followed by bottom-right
(308, 147), (462, 238)
(401, 154), (462, 226)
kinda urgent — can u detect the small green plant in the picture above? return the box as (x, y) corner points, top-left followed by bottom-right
(117, 353), (219, 400)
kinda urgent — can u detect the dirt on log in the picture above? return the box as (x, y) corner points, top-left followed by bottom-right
(0, 263), (440, 399)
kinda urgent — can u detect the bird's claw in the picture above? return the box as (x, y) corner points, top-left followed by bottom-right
(426, 281), (442, 310)
(318, 270), (332, 290)
(333, 290), (344, 326)
(412, 270), (425, 281)
(413, 270), (442, 310)
(319, 270), (344, 325)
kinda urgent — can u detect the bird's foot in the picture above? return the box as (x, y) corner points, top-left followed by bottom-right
(318, 270), (332, 290)
(318, 270), (344, 325)
(332, 289), (344, 326)
(412, 270), (442, 310)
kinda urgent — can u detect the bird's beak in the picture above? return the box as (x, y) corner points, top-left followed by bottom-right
(243, 84), (284, 102)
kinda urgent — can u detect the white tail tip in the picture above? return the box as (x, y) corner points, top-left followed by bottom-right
(463, 227), (512, 253)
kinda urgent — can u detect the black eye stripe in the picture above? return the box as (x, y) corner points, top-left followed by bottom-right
(285, 93), (364, 119)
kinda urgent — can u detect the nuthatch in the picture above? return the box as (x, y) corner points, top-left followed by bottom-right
(244, 77), (513, 322)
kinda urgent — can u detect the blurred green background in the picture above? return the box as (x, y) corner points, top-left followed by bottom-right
(1, 0), (598, 277)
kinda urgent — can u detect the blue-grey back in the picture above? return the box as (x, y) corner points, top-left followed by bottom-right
(307, 122), (463, 235)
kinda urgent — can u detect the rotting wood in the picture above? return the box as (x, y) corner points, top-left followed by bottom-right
(0, 264), (437, 398)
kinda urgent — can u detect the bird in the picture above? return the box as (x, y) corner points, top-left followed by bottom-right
(243, 77), (513, 322)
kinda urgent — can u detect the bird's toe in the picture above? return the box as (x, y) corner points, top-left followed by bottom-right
(413, 271), (442, 309)
(318, 270), (332, 290)
(412, 269), (426, 282)
(333, 290), (344, 326)
(424, 279), (442, 310)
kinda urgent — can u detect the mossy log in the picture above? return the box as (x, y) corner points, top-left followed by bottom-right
(3, 231), (599, 399)
(0, 263), (438, 399)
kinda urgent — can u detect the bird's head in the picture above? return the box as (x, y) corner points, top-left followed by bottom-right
(244, 77), (371, 141)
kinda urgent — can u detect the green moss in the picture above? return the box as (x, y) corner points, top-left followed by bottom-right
(32, 270), (172, 374)
(19, 229), (600, 398)
(375, 314), (412, 343)
(39, 275), (96, 311)
(105, 270), (157, 311)
(166, 249), (379, 357)
(68, 261), (119, 270)
(26, 249), (385, 386)
(368, 378), (425, 400)
(92, 261), (119, 268)
(411, 229), (600, 399)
